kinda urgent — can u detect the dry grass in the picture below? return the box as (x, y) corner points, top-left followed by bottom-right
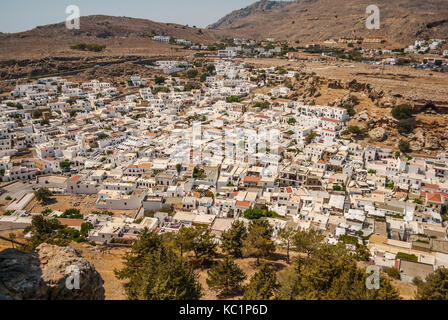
(390, 278), (417, 300)
(25, 194), (138, 218)
(0, 200), (11, 214)
(70, 242), (129, 300)
(0, 229), (25, 251)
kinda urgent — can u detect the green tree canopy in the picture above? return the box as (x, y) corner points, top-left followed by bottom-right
(59, 159), (71, 169)
(163, 225), (201, 259)
(243, 208), (277, 220)
(243, 264), (278, 300)
(193, 228), (218, 266)
(292, 229), (324, 258)
(154, 76), (166, 85)
(186, 69), (199, 79)
(277, 226), (297, 264)
(415, 268), (448, 300)
(115, 229), (202, 300)
(21, 216), (69, 252)
(398, 139), (411, 154)
(392, 104), (413, 120)
(34, 187), (53, 205)
(205, 64), (215, 74)
(221, 220), (247, 258)
(277, 244), (400, 300)
(243, 220), (276, 266)
(206, 257), (246, 296)
(60, 208), (83, 219)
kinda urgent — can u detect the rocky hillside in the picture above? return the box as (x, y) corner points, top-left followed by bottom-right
(0, 15), (224, 60)
(208, 0), (448, 46)
(208, 0), (293, 30)
(0, 243), (105, 300)
(289, 70), (448, 155)
(2, 15), (220, 43)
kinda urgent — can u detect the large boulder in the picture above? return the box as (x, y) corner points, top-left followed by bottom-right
(377, 95), (397, 108)
(368, 88), (384, 101)
(409, 128), (425, 152)
(345, 79), (367, 92)
(356, 110), (370, 122)
(369, 127), (387, 142)
(425, 135), (441, 151)
(0, 244), (105, 300)
(327, 79), (344, 89)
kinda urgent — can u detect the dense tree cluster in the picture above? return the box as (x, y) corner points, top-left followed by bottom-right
(114, 222), (407, 300)
(415, 268), (448, 300)
(21, 215), (432, 301)
(115, 229), (202, 300)
(21, 215), (89, 251)
(277, 244), (400, 300)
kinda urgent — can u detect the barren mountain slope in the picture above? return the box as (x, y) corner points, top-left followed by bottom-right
(0, 15), (225, 60)
(209, 0), (448, 46)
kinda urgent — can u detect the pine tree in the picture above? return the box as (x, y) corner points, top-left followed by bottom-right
(276, 243), (400, 300)
(115, 229), (202, 300)
(206, 257), (247, 296)
(221, 220), (247, 258)
(243, 219), (276, 266)
(292, 229), (324, 258)
(415, 268), (448, 300)
(277, 226), (296, 264)
(193, 228), (218, 266)
(243, 264), (278, 300)
(177, 226), (202, 259)
(21, 215), (67, 252)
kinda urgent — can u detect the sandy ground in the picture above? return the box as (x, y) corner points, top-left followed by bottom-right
(390, 278), (417, 300)
(70, 242), (129, 300)
(0, 229), (25, 251)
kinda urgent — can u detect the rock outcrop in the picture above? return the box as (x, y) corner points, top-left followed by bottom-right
(369, 127), (387, 142)
(0, 243), (105, 300)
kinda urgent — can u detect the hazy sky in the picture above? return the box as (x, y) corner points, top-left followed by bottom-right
(0, 0), (258, 33)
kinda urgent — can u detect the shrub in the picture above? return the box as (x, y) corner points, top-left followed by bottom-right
(397, 119), (414, 134)
(226, 96), (241, 103)
(71, 43), (106, 52)
(243, 208), (278, 220)
(384, 267), (401, 280)
(186, 69), (199, 79)
(154, 76), (166, 85)
(396, 252), (418, 262)
(60, 208), (83, 219)
(398, 140), (411, 153)
(347, 126), (362, 135)
(392, 104), (413, 120)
